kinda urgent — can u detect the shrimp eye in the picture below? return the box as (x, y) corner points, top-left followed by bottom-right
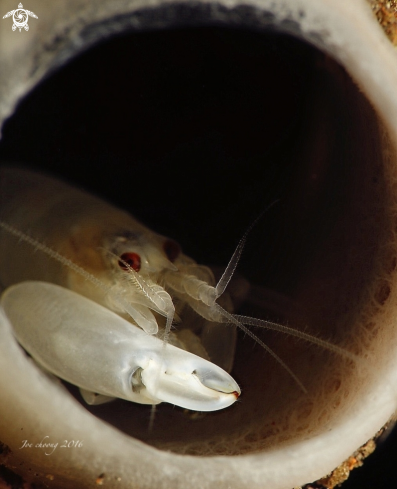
(163, 239), (181, 263)
(119, 252), (141, 272)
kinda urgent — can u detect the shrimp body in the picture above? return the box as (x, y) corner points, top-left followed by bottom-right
(0, 167), (240, 410)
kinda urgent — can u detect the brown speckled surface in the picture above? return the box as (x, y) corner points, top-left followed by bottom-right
(371, 0), (397, 44)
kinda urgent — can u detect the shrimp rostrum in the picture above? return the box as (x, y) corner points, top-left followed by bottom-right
(0, 168), (356, 412)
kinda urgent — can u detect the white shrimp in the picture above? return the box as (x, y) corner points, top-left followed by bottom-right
(0, 167), (357, 409)
(0, 167), (242, 410)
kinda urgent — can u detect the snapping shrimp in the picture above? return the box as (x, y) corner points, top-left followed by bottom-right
(0, 167), (356, 411)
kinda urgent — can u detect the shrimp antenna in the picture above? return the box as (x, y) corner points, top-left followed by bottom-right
(215, 199), (280, 298)
(212, 302), (307, 393)
(235, 314), (359, 362)
(0, 221), (108, 290)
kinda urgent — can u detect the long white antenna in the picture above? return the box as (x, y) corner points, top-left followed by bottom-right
(215, 200), (279, 298)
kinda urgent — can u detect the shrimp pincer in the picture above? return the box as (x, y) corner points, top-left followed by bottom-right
(1, 281), (240, 411)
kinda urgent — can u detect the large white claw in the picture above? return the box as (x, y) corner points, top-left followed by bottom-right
(1, 282), (240, 411)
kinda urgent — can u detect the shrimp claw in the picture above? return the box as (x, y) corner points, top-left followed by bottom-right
(1, 281), (240, 411)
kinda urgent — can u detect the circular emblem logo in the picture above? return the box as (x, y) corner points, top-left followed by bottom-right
(12, 8), (28, 31)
